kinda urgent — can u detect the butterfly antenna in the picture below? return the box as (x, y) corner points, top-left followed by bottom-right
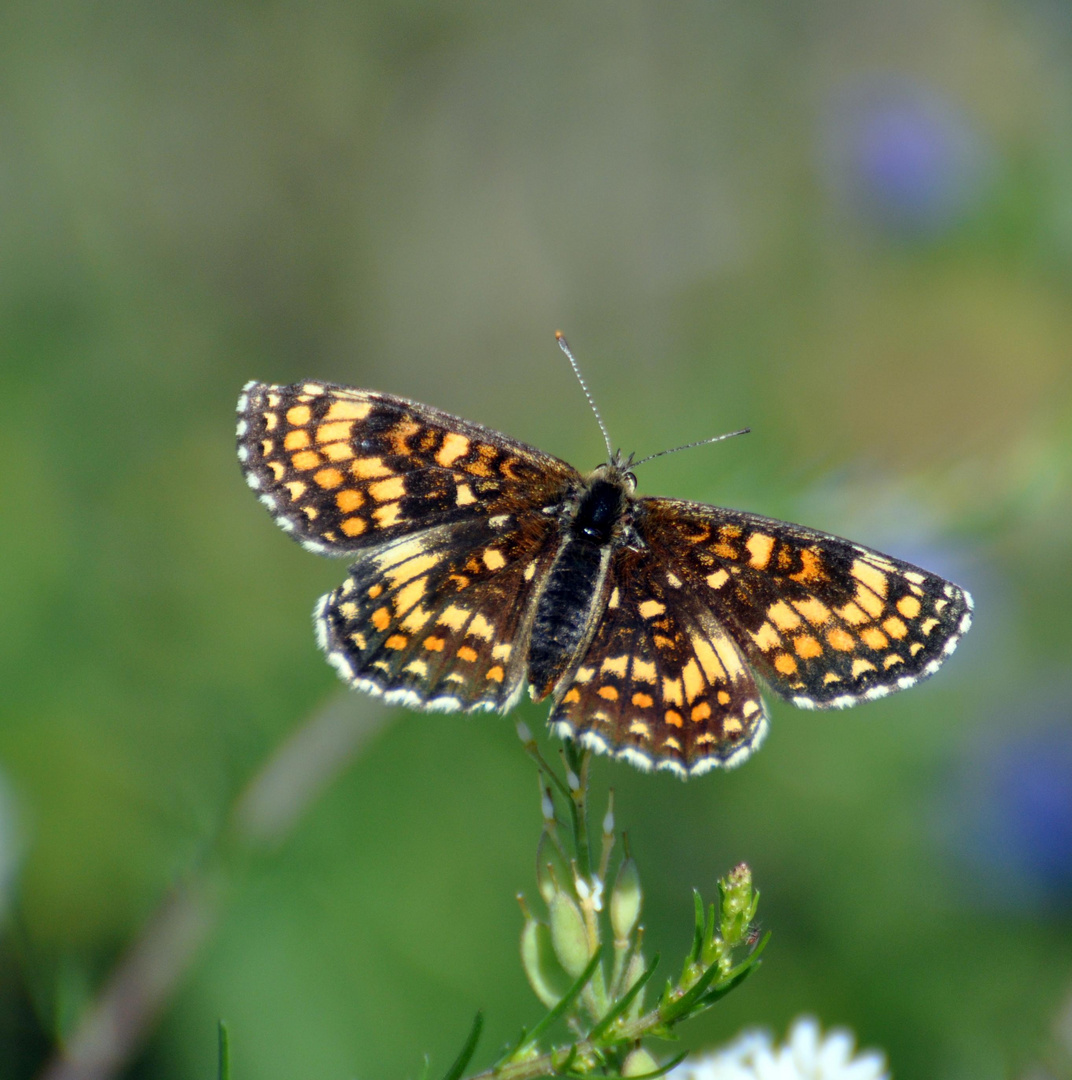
(632, 427), (750, 468)
(556, 331), (614, 461)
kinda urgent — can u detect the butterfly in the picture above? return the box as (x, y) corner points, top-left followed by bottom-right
(236, 350), (972, 778)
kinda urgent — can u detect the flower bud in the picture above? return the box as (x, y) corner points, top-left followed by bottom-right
(549, 889), (591, 978)
(516, 719), (533, 745)
(610, 857), (642, 942)
(621, 1048), (659, 1076)
(719, 862), (756, 946)
(520, 918), (570, 1008)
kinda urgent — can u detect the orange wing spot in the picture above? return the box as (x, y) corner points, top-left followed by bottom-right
(897, 595), (922, 619)
(717, 690), (731, 705)
(638, 599), (666, 619)
(597, 685), (619, 701)
(723, 717), (744, 736)
(746, 532), (776, 569)
(263, 411), (278, 430)
(851, 658), (876, 677)
(713, 541), (738, 559)
(284, 429), (310, 450)
(826, 627), (856, 651)
(385, 634), (408, 650)
(369, 476), (406, 502)
(920, 617), (940, 636)
(455, 483), (477, 506)
(373, 502), (403, 528)
(860, 627), (889, 650)
(691, 636), (727, 682)
(706, 569), (730, 590)
(791, 597), (831, 625)
(448, 573), (470, 590)
(750, 621), (781, 653)
(653, 634), (676, 651)
(774, 652), (798, 675)
(486, 665), (504, 682)
(883, 654), (904, 668)
(563, 687), (581, 704)
(261, 439), (274, 456)
(336, 489), (364, 513)
(631, 658), (657, 683)
(436, 432), (471, 467)
(835, 601), (869, 625)
(601, 655), (629, 677)
(789, 547), (825, 584)
(691, 701), (712, 722)
(323, 442), (354, 462)
(368, 584), (383, 598)
(400, 605), (431, 632)
(664, 709), (684, 728)
(286, 405), (311, 426)
(351, 456), (392, 479)
(291, 449), (322, 471)
(851, 559), (889, 597)
(314, 468), (344, 489)
(482, 548), (507, 571)
(438, 605), (469, 631)
(371, 607), (391, 630)
(681, 659), (705, 703)
(768, 600), (802, 632)
(394, 577), (427, 615)
(662, 735), (683, 751)
(855, 587), (885, 619)
(268, 460), (286, 481)
(882, 616), (908, 639)
(386, 419), (421, 454)
(662, 678), (684, 707)
(424, 636), (446, 652)
(303, 507), (318, 520)
(456, 644), (479, 662)
(284, 480), (306, 500)
(909, 642), (924, 656)
(629, 719), (652, 737)
(340, 516), (366, 536)
(316, 421), (353, 444)
(823, 671), (841, 684)
(325, 399), (371, 421)
(632, 692), (654, 708)
(794, 634), (823, 659)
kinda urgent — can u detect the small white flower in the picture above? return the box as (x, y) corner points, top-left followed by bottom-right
(669, 1016), (890, 1080)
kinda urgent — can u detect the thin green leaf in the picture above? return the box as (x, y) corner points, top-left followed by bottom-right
(659, 954), (725, 1023)
(587, 954), (660, 1042)
(690, 891), (704, 964)
(525, 946), (604, 1047)
(217, 1020), (231, 1080)
(438, 1011), (484, 1080)
(491, 1026), (530, 1069)
(694, 961), (759, 1009)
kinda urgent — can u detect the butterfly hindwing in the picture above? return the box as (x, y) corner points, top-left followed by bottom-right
(317, 517), (563, 712)
(547, 546), (769, 776)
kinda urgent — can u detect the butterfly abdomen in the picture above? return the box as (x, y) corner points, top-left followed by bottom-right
(527, 475), (629, 699)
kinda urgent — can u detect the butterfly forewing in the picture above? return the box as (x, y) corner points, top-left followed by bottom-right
(236, 380), (581, 555)
(639, 499), (973, 709)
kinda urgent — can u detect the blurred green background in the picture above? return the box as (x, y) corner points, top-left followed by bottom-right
(2, 2), (1072, 1078)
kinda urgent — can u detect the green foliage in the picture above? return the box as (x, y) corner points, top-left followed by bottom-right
(426, 729), (767, 1079)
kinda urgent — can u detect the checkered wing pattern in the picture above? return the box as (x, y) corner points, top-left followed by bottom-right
(237, 380), (581, 711)
(640, 499), (973, 710)
(548, 545), (769, 776)
(236, 380), (580, 555)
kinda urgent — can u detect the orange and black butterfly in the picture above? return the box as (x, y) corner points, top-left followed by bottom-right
(236, 346), (971, 778)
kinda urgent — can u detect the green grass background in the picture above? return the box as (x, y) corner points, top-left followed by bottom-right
(1, 2), (1071, 1078)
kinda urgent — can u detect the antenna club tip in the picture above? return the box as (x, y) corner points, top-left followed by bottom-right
(554, 329), (565, 341)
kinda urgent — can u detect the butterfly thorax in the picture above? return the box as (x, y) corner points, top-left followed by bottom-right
(527, 462), (638, 700)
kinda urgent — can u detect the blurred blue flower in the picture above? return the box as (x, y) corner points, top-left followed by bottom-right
(945, 705), (1072, 905)
(820, 76), (991, 236)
